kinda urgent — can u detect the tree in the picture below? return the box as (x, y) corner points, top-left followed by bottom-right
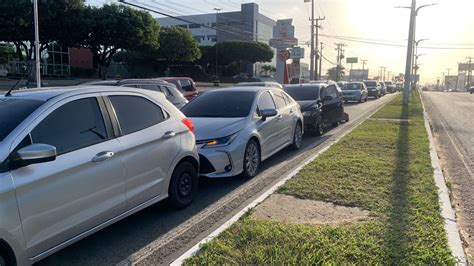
(394, 73), (405, 82)
(261, 65), (276, 75)
(82, 4), (160, 79)
(327, 65), (345, 81)
(199, 41), (273, 75)
(156, 26), (201, 63)
(0, 0), (86, 79)
(0, 44), (16, 65)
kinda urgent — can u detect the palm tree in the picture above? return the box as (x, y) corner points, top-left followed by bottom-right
(327, 65), (345, 81)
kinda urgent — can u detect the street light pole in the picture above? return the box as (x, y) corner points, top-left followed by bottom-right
(402, 0), (416, 105)
(33, 0), (41, 88)
(214, 8), (221, 79)
(310, 0), (315, 80)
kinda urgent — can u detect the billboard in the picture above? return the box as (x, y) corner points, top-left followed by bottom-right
(346, 57), (358, 64)
(445, 75), (458, 90)
(290, 47), (305, 59)
(458, 63), (473, 72)
(349, 69), (368, 80)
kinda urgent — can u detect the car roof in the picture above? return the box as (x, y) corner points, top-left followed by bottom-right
(1, 86), (158, 102)
(284, 83), (324, 89)
(158, 77), (193, 81)
(207, 86), (274, 93)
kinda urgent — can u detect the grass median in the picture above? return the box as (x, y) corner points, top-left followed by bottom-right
(185, 92), (456, 265)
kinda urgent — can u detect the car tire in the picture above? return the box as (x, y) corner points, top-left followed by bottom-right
(290, 122), (303, 150)
(314, 118), (324, 136)
(167, 161), (198, 209)
(242, 139), (261, 178)
(332, 121), (339, 127)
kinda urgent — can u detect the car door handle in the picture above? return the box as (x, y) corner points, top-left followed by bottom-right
(162, 131), (176, 139)
(92, 151), (114, 163)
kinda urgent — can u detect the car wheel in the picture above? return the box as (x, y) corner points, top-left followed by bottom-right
(242, 139), (260, 178)
(332, 121), (339, 127)
(167, 161), (198, 209)
(314, 117), (324, 136)
(291, 122), (303, 150)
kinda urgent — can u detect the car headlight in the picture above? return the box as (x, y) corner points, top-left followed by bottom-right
(200, 134), (238, 149)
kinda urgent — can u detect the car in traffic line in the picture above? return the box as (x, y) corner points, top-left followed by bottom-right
(181, 87), (303, 179)
(363, 80), (382, 99)
(384, 81), (396, 93)
(341, 82), (368, 103)
(157, 77), (199, 100)
(284, 83), (346, 136)
(379, 81), (387, 96)
(84, 79), (189, 109)
(0, 86), (199, 265)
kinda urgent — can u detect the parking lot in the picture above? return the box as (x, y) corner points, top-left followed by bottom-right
(36, 94), (396, 265)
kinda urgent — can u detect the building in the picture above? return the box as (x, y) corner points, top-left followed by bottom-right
(158, 3), (277, 75)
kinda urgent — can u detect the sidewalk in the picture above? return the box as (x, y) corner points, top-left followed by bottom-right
(183, 93), (459, 265)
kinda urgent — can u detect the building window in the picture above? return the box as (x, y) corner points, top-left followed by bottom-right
(188, 23), (201, 29)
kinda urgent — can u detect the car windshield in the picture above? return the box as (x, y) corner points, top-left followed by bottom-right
(343, 83), (361, 90)
(0, 98), (44, 141)
(181, 91), (255, 118)
(284, 86), (320, 101)
(364, 81), (377, 87)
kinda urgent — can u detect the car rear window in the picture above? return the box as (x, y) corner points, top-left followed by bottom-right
(364, 81), (377, 87)
(284, 86), (321, 101)
(182, 91), (255, 118)
(0, 98), (44, 141)
(343, 83), (361, 90)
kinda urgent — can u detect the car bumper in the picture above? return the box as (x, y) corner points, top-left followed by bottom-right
(197, 138), (246, 178)
(343, 94), (361, 101)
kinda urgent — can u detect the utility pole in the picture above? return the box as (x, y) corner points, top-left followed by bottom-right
(446, 68), (451, 89)
(402, 0), (416, 105)
(334, 42), (346, 81)
(214, 8), (221, 81)
(318, 42), (323, 80)
(33, 0), (41, 88)
(311, 16), (325, 80)
(467, 56), (473, 89)
(442, 71), (446, 89)
(361, 59), (367, 81)
(309, 0), (315, 80)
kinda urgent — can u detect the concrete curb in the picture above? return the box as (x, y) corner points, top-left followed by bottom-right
(169, 96), (394, 266)
(420, 93), (467, 265)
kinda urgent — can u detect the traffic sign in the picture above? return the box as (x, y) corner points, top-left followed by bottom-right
(290, 47), (305, 59)
(278, 50), (291, 61)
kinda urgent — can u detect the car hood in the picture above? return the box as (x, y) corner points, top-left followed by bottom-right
(190, 117), (246, 141)
(297, 100), (318, 112)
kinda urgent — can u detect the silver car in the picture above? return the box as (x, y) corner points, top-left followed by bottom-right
(0, 86), (198, 265)
(342, 82), (369, 103)
(84, 79), (189, 109)
(181, 87), (303, 178)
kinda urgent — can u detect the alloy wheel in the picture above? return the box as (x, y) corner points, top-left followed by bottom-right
(245, 141), (260, 177)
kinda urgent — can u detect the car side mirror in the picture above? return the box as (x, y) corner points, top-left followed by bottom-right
(260, 109), (277, 121)
(11, 144), (57, 167)
(323, 95), (333, 102)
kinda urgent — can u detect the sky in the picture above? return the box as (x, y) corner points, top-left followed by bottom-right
(89, 0), (473, 83)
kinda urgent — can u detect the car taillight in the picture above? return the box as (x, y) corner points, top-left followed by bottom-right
(182, 118), (195, 134)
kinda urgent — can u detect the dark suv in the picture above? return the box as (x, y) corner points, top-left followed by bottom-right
(363, 80), (382, 99)
(284, 83), (345, 136)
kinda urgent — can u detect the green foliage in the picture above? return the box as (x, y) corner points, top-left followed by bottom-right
(186, 93), (456, 265)
(157, 26), (201, 62)
(199, 41), (274, 75)
(82, 4), (160, 78)
(0, 44), (16, 65)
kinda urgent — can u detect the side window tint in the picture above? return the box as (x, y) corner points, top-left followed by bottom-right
(161, 86), (172, 97)
(327, 85), (338, 98)
(320, 87), (328, 98)
(272, 91), (287, 109)
(109, 96), (165, 135)
(31, 98), (107, 155)
(257, 91), (276, 112)
(180, 80), (193, 92)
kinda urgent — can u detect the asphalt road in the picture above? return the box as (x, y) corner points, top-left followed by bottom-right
(422, 91), (474, 259)
(36, 94), (397, 266)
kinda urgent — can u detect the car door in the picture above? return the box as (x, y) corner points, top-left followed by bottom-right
(11, 96), (126, 258)
(271, 89), (293, 145)
(105, 93), (182, 209)
(321, 85), (340, 124)
(255, 91), (281, 159)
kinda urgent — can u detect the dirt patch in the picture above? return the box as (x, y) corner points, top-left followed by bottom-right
(251, 194), (370, 225)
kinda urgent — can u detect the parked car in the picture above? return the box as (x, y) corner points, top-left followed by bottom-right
(284, 83), (345, 136)
(395, 83), (403, 92)
(379, 81), (387, 96)
(85, 79), (188, 109)
(363, 80), (382, 99)
(469, 86), (474, 94)
(157, 77), (198, 100)
(236, 81), (283, 89)
(0, 86), (199, 265)
(384, 81), (396, 93)
(341, 82), (368, 103)
(181, 87), (303, 179)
